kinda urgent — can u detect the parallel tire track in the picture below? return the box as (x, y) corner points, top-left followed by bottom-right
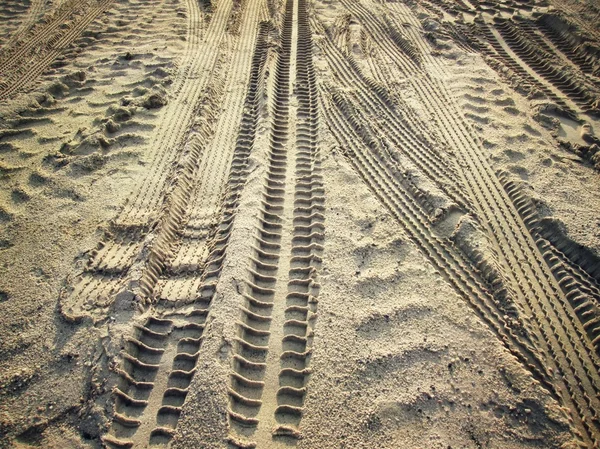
(493, 18), (599, 114)
(227, 0), (325, 445)
(320, 87), (555, 397)
(0, 0), (46, 52)
(330, 1), (600, 445)
(499, 173), (600, 357)
(0, 0), (114, 100)
(535, 14), (600, 80)
(138, 61), (228, 305)
(420, 15), (600, 449)
(309, 19), (471, 213)
(226, 0), (294, 445)
(102, 313), (206, 449)
(103, 10), (269, 448)
(465, 19), (576, 114)
(272, 0), (323, 437)
(62, 0), (235, 320)
(140, 0), (263, 307)
(155, 18), (272, 308)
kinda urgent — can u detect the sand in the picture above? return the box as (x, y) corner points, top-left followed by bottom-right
(0, 0), (599, 447)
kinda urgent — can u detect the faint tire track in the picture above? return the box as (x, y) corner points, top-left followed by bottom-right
(0, 0), (114, 100)
(0, 0), (46, 52)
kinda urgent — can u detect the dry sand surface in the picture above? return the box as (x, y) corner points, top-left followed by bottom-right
(1, 0), (600, 447)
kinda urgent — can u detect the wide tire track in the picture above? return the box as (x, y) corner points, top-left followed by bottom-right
(226, 0), (325, 446)
(271, 0), (323, 438)
(226, 0), (295, 445)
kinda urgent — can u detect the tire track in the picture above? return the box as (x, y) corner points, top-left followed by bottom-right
(0, 0), (71, 70)
(535, 14), (600, 81)
(320, 85), (554, 398)
(62, 0), (235, 320)
(418, 53), (600, 449)
(499, 173), (600, 356)
(271, 0), (323, 438)
(154, 17), (271, 308)
(0, 0), (87, 59)
(331, 1), (600, 445)
(492, 18), (599, 114)
(102, 313), (206, 449)
(308, 17), (471, 213)
(0, 0), (114, 100)
(411, 11), (600, 447)
(459, 19), (577, 114)
(548, 1), (600, 49)
(226, 0), (325, 445)
(102, 10), (269, 448)
(512, 16), (600, 88)
(136, 49), (229, 306)
(0, 0), (46, 52)
(226, 0), (296, 444)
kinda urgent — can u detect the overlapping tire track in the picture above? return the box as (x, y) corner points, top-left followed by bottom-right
(457, 20), (583, 115)
(320, 85), (554, 394)
(535, 14), (600, 81)
(308, 17), (471, 214)
(499, 173), (600, 357)
(102, 2), (269, 446)
(136, 70), (227, 305)
(327, 1), (600, 445)
(414, 0), (600, 115)
(153, 17), (272, 309)
(548, 1), (600, 52)
(140, 0), (264, 307)
(314, 0), (558, 389)
(513, 16), (600, 88)
(0, 0), (46, 52)
(0, 0), (76, 72)
(491, 18), (598, 114)
(420, 6), (600, 445)
(62, 0), (235, 320)
(39, 0), (600, 445)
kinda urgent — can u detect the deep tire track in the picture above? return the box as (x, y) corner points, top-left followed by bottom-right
(226, 1), (295, 445)
(226, 0), (325, 445)
(271, 0), (323, 438)
(499, 173), (600, 357)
